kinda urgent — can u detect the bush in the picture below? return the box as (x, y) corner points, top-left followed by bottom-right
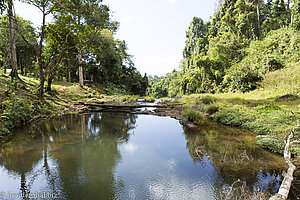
(205, 104), (219, 114)
(214, 105), (253, 126)
(197, 95), (216, 105)
(144, 96), (155, 102)
(182, 106), (203, 124)
(1, 98), (34, 131)
(120, 95), (139, 103)
(256, 135), (284, 154)
(104, 82), (127, 95)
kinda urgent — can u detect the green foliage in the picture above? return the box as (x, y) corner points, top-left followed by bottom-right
(147, 70), (182, 98)
(119, 95), (139, 103)
(292, 0), (300, 30)
(0, 15), (36, 74)
(214, 104), (253, 126)
(256, 135), (284, 154)
(199, 95), (216, 104)
(103, 83), (126, 96)
(223, 64), (263, 92)
(205, 104), (219, 114)
(0, 98), (33, 133)
(182, 106), (203, 124)
(149, 0), (298, 95)
(144, 96), (155, 102)
(212, 101), (297, 153)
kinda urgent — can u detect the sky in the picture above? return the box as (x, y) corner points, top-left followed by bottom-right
(14, 0), (217, 76)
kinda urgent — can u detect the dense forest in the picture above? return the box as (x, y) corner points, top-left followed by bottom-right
(148, 0), (300, 98)
(0, 0), (148, 96)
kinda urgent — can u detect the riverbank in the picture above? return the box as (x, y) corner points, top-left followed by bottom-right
(159, 63), (300, 156)
(0, 72), (152, 140)
(1, 63), (300, 157)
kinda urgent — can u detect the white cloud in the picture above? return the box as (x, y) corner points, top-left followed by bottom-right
(167, 0), (179, 4)
(120, 14), (137, 24)
(124, 143), (138, 155)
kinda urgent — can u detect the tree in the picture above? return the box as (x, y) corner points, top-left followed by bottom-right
(56, 0), (113, 87)
(292, 0), (300, 29)
(0, 15), (36, 76)
(7, 0), (19, 81)
(20, 0), (71, 96)
(0, 0), (5, 14)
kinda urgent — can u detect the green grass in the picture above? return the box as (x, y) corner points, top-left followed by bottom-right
(182, 105), (204, 125)
(119, 95), (139, 103)
(180, 62), (300, 155)
(0, 71), (122, 137)
(144, 96), (155, 102)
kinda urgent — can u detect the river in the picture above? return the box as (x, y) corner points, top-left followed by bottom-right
(0, 112), (292, 199)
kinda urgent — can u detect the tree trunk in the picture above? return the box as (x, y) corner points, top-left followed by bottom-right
(256, 1), (261, 38)
(68, 69), (71, 82)
(8, 0), (18, 82)
(78, 50), (84, 87)
(46, 74), (53, 92)
(37, 74), (45, 97)
(36, 11), (47, 97)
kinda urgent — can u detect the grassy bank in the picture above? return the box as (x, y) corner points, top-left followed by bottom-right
(0, 71), (152, 139)
(1, 63), (300, 154)
(178, 62), (300, 155)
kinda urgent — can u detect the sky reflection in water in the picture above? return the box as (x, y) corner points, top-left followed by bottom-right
(0, 113), (285, 200)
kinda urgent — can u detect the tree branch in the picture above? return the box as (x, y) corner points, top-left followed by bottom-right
(269, 112), (299, 200)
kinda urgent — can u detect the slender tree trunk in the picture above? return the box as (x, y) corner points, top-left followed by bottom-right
(78, 50), (84, 86)
(37, 74), (45, 95)
(77, 15), (84, 87)
(68, 69), (71, 82)
(256, 1), (261, 38)
(37, 11), (47, 97)
(8, 0), (18, 82)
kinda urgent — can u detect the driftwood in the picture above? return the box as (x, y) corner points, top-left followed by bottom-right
(75, 101), (184, 111)
(27, 114), (47, 123)
(269, 112), (300, 200)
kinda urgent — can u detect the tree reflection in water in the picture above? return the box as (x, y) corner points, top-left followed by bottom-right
(0, 113), (291, 199)
(184, 121), (284, 195)
(0, 112), (137, 200)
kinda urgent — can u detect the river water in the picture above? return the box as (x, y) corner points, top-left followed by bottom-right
(0, 112), (289, 199)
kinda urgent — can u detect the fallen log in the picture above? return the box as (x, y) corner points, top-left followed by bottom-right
(75, 102), (184, 110)
(269, 112), (300, 200)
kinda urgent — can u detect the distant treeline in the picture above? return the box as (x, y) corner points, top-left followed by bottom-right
(148, 0), (300, 98)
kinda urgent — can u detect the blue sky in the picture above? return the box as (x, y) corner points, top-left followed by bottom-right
(15, 0), (217, 76)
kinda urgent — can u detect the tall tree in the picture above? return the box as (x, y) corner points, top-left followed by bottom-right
(57, 0), (112, 87)
(21, 0), (70, 96)
(7, 0), (19, 81)
(0, 15), (36, 76)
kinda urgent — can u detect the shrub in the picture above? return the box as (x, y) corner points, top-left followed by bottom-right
(198, 95), (216, 105)
(256, 135), (284, 154)
(1, 98), (34, 131)
(214, 105), (253, 126)
(120, 95), (139, 103)
(144, 96), (155, 102)
(182, 106), (203, 124)
(205, 104), (219, 114)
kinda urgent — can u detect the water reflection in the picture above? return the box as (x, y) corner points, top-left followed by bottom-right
(0, 113), (288, 199)
(184, 123), (283, 195)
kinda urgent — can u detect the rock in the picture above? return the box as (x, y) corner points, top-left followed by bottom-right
(278, 94), (298, 101)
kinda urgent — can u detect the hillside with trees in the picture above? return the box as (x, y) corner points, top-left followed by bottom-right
(148, 0), (300, 97)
